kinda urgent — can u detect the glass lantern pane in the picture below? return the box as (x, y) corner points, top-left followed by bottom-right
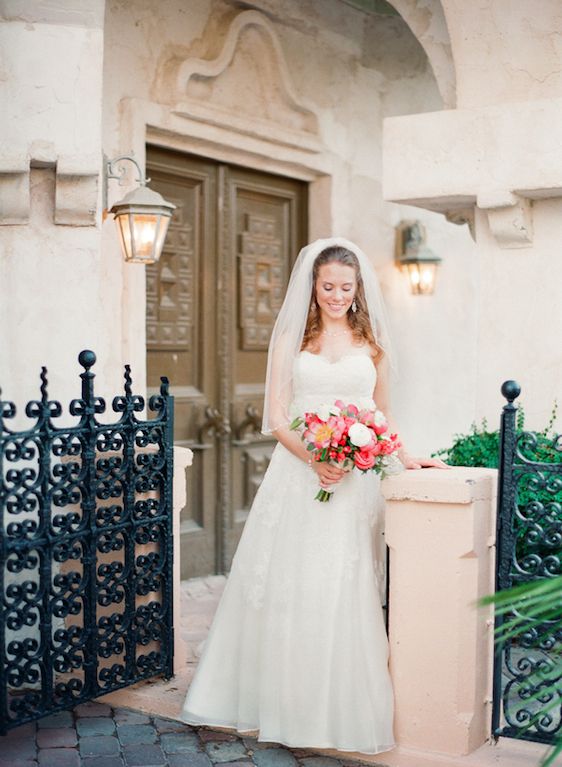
(131, 213), (159, 263)
(116, 214), (134, 262)
(406, 263), (421, 294)
(419, 264), (436, 295)
(153, 216), (171, 262)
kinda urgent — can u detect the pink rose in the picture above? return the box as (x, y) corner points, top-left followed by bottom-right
(359, 411), (374, 425)
(369, 440), (382, 455)
(354, 451), (376, 471)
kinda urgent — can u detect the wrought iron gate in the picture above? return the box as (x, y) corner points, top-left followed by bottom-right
(0, 351), (174, 734)
(492, 380), (561, 744)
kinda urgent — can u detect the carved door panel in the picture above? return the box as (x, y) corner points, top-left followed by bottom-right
(146, 149), (220, 579)
(223, 166), (307, 570)
(146, 148), (307, 576)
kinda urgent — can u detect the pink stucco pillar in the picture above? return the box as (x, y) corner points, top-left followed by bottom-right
(172, 446), (193, 670)
(382, 467), (497, 757)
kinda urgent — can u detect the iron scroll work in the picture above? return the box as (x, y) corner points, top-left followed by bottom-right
(0, 351), (174, 734)
(492, 380), (561, 744)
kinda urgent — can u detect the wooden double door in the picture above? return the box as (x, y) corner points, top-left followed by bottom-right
(146, 148), (308, 578)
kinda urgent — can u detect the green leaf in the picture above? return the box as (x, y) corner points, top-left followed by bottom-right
(541, 740), (562, 767)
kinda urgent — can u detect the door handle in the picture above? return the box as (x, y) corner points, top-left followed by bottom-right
(231, 404), (262, 446)
(187, 406), (231, 451)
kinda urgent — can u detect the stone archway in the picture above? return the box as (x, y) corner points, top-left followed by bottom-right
(386, 0), (456, 108)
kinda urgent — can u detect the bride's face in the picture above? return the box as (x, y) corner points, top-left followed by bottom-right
(315, 262), (357, 322)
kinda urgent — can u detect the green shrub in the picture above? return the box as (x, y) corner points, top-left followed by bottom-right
(432, 403), (524, 467)
(432, 418), (500, 468)
(433, 401), (561, 574)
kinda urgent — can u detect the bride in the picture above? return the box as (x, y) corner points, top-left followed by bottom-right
(180, 237), (448, 754)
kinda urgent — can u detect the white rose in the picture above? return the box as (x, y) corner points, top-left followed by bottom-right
(316, 403), (331, 421)
(357, 397), (375, 411)
(382, 454), (405, 475)
(329, 404), (342, 416)
(348, 422), (372, 448)
(374, 409), (387, 427)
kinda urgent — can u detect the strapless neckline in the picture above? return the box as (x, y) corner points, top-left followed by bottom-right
(291, 349), (377, 415)
(299, 350), (375, 368)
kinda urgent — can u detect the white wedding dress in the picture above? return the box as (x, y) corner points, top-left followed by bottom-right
(180, 350), (395, 755)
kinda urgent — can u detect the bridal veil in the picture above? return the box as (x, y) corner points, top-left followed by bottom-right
(261, 237), (396, 435)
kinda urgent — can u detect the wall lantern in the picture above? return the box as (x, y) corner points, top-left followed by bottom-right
(395, 220), (442, 295)
(105, 155), (176, 265)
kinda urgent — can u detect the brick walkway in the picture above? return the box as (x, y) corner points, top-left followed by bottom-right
(0, 700), (367, 767)
(1, 577), (370, 767)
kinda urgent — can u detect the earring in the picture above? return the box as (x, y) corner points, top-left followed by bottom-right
(352, 299), (357, 313)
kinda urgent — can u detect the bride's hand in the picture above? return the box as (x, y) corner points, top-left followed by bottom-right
(313, 462), (346, 487)
(401, 454), (450, 470)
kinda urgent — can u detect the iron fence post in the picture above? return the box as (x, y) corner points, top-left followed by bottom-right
(163, 378), (174, 678)
(0, 387), (7, 735)
(491, 379), (521, 739)
(78, 351), (101, 700)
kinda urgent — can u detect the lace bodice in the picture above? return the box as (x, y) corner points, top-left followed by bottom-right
(290, 350), (377, 416)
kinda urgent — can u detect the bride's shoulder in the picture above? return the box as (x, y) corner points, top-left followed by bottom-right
(300, 339), (321, 355)
(358, 340), (378, 359)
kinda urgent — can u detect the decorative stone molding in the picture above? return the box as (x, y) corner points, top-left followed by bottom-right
(0, 153), (98, 226)
(0, 154), (30, 224)
(445, 206), (475, 240)
(171, 10), (322, 154)
(55, 156), (99, 226)
(476, 190), (533, 249)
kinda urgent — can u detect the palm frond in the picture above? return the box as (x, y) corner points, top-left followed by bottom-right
(480, 576), (562, 766)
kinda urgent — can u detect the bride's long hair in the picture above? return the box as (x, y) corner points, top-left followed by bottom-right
(301, 245), (385, 363)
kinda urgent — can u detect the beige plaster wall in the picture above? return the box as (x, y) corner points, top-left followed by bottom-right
(101, 0), (477, 457)
(473, 200), (562, 430)
(443, 0), (562, 110)
(0, 2), (128, 420)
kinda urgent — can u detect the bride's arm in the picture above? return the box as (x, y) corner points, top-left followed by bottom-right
(266, 343), (345, 484)
(373, 353), (449, 470)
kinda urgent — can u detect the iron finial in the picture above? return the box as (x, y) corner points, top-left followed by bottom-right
(78, 350), (96, 371)
(501, 380), (521, 403)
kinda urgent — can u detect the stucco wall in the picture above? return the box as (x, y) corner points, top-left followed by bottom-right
(0, 2), (122, 424)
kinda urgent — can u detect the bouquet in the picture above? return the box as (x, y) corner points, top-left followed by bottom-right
(290, 399), (403, 502)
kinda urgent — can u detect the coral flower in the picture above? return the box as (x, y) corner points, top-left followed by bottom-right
(308, 421), (334, 449)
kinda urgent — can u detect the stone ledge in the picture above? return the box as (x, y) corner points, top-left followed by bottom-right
(383, 96), (562, 247)
(381, 467), (497, 504)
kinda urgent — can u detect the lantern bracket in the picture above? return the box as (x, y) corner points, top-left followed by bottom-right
(103, 154), (151, 210)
